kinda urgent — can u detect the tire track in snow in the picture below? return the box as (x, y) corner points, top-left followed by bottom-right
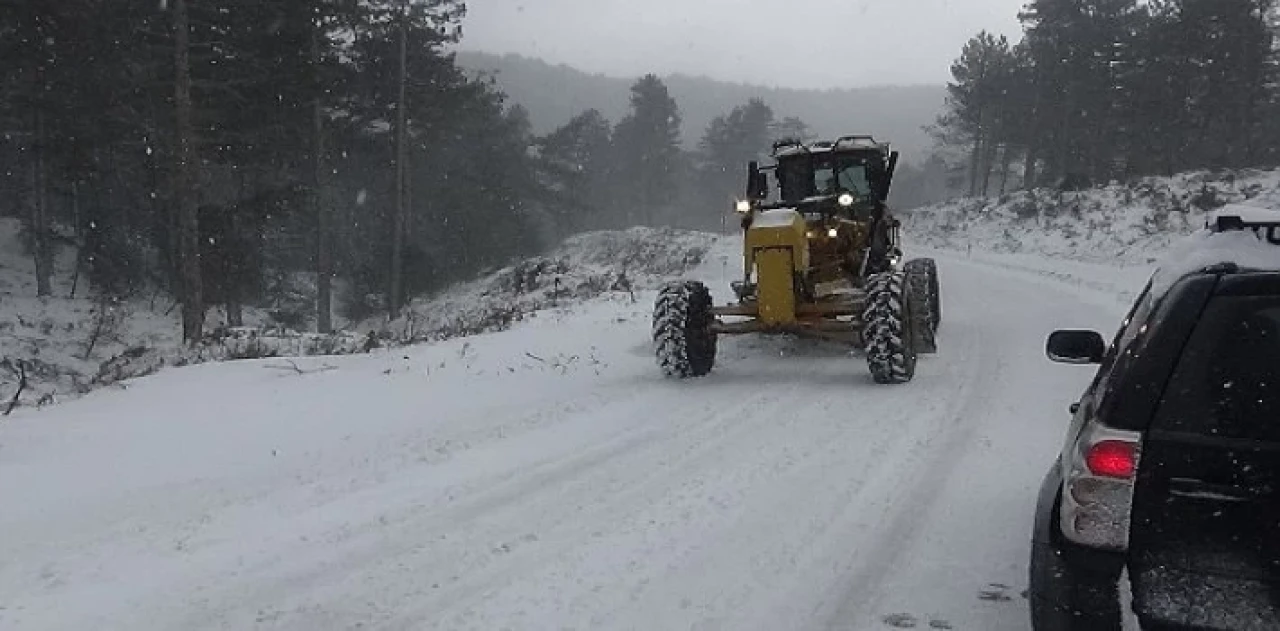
(173, 370), (819, 629)
(482, 375), (934, 630)
(818, 315), (1000, 629)
(816, 256), (1121, 630)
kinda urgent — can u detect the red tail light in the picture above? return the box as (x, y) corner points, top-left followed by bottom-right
(1086, 440), (1137, 479)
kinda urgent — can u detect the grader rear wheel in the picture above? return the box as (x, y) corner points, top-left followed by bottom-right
(862, 271), (918, 384)
(904, 259), (939, 354)
(904, 258), (941, 333)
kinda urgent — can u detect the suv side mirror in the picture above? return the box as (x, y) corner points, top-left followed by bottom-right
(1047, 330), (1106, 364)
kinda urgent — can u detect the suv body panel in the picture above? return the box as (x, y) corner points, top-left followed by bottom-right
(1031, 271), (1264, 629)
(1128, 285), (1280, 629)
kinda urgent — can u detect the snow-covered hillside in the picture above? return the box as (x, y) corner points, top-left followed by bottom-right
(905, 168), (1280, 266)
(0, 217), (183, 408)
(365, 227), (720, 343)
(0, 220), (719, 410)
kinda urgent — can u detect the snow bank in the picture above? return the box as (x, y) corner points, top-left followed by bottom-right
(89, 328), (377, 391)
(1, 221), (718, 410)
(363, 226), (719, 344)
(905, 168), (1280, 266)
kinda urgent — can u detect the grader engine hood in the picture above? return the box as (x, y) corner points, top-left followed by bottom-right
(745, 209), (808, 325)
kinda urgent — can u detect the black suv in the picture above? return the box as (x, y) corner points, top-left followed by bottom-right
(1030, 209), (1280, 630)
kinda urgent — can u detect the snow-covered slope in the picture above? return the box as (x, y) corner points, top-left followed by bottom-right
(366, 226), (720, 343)
(0, 218), (182, 407)
(1, 235), (1136, 630)
(905, 168), (1280, 266)
(0, 221), (719, 410)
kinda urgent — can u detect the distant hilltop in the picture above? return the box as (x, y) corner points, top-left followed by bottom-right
(455, 51), (944, 163)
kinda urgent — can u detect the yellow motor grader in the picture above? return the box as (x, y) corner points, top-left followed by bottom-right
(653, 136), (940, 384)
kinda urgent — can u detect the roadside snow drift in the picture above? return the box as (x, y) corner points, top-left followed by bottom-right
(905, 168), (1280, 266)
(0, 224), (718, 410)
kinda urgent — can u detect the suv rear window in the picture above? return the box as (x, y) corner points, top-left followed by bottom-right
(1155, 296), (1280, 441)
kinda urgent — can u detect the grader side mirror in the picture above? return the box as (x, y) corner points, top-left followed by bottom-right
(747, 161), (768, 201)
(881, 151), (899, 202)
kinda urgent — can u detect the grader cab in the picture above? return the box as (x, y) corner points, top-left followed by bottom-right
(653, 136), (941, 384)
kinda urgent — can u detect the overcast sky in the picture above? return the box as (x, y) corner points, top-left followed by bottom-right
(457, 0), (1025, 89)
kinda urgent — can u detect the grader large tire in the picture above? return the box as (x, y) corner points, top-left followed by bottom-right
(904, 257), (941, 333)
(904, 259), (939, 354)
(653, 280), (717, 378)
(862, 272), (918, 384)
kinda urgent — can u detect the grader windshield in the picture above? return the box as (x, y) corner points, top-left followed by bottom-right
(816, 161), (872, 197)
(775, 151), (884, 204)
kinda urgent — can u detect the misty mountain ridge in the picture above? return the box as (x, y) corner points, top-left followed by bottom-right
(456, 51), (944, 163)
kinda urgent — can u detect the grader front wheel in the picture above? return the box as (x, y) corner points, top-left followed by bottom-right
(653, 281), (718, 378)
(862, 272), (918, 384)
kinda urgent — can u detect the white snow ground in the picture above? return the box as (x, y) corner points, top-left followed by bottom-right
(0, 235), (1137, 631)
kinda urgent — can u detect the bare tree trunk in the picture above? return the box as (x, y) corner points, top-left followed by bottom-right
(225, 206), (243, 328)
(173, 0), (204, 342)
(31, 111), (52, 297)
(226, 297), (243, 327)
(312, 19), (333, 334)
(71, 179), (80, 239)
(388, 1), (408, 320)
(1023, 147), (1038, 190)
(981, 139), (998, 197)
(968, 139), (982, 197)
(999, 144), (1014, 196)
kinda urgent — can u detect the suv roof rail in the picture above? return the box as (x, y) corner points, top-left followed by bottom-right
(1201, 262), (1241, 275)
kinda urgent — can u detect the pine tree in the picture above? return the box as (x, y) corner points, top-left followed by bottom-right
(536, 109), (613, 235)
(612, 75), (683, 226)
(698, 99), (775, 215)
(772, 116), (813, 144)
(1020, 0), (1144, 184)
(935, 32), (1018, 197)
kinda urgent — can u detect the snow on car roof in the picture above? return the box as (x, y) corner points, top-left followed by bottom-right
(1150, 204), (1280, 295)
(1209, 203), (1280, 226)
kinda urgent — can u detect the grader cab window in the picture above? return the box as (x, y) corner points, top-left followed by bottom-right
(834, 164), (872, 198)
(814, 165), (838, 195)
(777, 154), (878, 202)
(777, 158), (812, 202)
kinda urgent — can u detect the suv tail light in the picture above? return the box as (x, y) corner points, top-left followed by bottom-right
(1061, 424), (1143, 551)
(1085, 440), (1138, 479)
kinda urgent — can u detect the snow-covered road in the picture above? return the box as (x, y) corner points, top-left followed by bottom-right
(0, 247), (1136, 630)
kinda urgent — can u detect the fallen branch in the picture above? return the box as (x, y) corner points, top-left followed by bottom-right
(3, 359), (28, 416)
(82, 298), (114, 361)
(264, 359), (338, 375)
